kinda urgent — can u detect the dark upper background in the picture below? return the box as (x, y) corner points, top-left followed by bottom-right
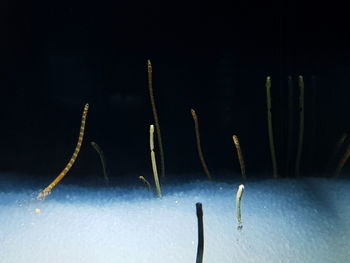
(0, 0), (349, 185)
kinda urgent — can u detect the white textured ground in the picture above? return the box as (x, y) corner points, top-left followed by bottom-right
(0, 176), (349, 263)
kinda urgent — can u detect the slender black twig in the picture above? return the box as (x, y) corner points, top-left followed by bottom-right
(196, 203), (204, 263)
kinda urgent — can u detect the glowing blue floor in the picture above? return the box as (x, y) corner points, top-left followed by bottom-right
(0, 175), (349, 263)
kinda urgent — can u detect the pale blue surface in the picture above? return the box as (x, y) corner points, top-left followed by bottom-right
(0, 175), (349, 263)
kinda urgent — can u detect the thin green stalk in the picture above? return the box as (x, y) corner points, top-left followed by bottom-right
(295, 76), (304, 177)
(286, 76), (294, 176)
(91, 141), (109, 185)
(266, 76), (278, 178)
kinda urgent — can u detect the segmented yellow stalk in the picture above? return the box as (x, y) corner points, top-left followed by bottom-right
(232, 135), (246, 179)
(191, 109), (212, 180)
(150, 124), (162, 198)
(295, 76), (304, 177)
(37, 103), (89, 200)
(91, 141), (109, 185)
(147, 60), (165, 178)
(266, 76), (278, 178)
(236, 184), (244, 231)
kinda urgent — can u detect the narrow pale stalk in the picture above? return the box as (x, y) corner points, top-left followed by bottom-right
(236, 184), (245, 230)
(147, 60), (165, 178)
(150, 124), (162, 198)
(232, 135), (246, 179)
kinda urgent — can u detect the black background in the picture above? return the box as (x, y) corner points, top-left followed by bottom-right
(1, 0), (349, 185)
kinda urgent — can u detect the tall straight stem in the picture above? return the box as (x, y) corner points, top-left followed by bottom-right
(266, 76), (278, 178)
(286, 76), (294, 176)
(150, 125), (162, 198)
(147, 60), (165, 178)
(295, 76), (304, 177)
